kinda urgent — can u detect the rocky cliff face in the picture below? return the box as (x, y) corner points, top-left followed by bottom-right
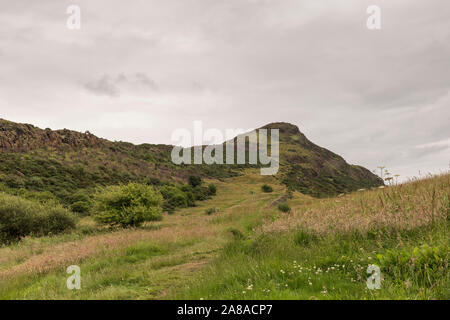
(0, 119), (109, 152)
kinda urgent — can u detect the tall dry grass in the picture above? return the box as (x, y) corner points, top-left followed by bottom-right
(263, 173), (449, 235)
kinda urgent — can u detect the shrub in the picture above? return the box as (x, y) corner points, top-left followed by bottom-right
(205, 207), (218, 215)
(70, 190), (92, 204)
(22, 191), (58, 204)
(376, 243), (448, 284)
(277, 202), (291, 213)
(188, 175), (202, 188)
(179, 184), (192, 193)
(5, 174), (25, 188)
(193, 185), (212, 201)
(147, 177), (162, 186)
(160, 185), (189, 211)
(71, 201), (91, 214)
(93, 183), (163, 227)
(40, 207), (77, 234)
(70, 190), (92, 214)
(0, 193), (75, 244)
(207, 184), (217, 196)
(261, 184), (273, 193)
(27, 176), (44, 189)
(185, 191), (196, 207)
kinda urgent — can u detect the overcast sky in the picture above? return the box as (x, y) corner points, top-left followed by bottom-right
(1, 0), (449, 181)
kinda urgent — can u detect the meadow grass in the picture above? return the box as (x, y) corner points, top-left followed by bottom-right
(174, 173), (449, 300)
(0, 171), (282, 299)
(0, 171), (448, 299)
(174, 222), (448, 300)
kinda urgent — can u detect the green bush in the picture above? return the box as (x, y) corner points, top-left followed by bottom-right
(93, 183), (163, 227)
(185, 191), (196, 207)
(26, 176), (44, 189)
(160, 185), (189, 212)
(70, 190), (92, 204)
(193, 185), (212, 201)
(277, 202), (291, 213)
(205, 207), (218, 215)
(0, 193), (76, 244)
(71, 201), (91, 214)
(70, 190), (93, 214)
(40, 207), (77, 235)
(188, 176), (202, 188)
(21, 190), (58, 204)
(207, 184), (217, 196)
(376, 243), (448, 284)
(261, 184), (273, 193)
(5, 174), (25, 188)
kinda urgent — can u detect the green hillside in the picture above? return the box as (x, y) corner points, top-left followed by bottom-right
(0, 119), (382, 204)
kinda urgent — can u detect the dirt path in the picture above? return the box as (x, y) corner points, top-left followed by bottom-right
(0, 215), (216, 278)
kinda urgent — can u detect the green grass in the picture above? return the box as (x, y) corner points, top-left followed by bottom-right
(174, 222), (449, 300)
(0, 171), (447, 300)
(0, 239), (207, 299)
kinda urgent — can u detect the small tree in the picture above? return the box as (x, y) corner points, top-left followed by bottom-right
(261, 184), (273, 193)
(278, 202), (291, 213)
(207, 184), (217, 196)
(188, 175), (202, 188)
(0, 194), (75, 244)
(93, 183), (163, 227)
(70, 190), (92, 214)
(160, 185), (189, 211)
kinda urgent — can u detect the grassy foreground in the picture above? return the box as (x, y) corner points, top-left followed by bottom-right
(0, 171), (448, 299)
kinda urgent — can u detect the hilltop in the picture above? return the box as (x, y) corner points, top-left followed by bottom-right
(0, 118), (382, 202)
(261, 122), (383, 196)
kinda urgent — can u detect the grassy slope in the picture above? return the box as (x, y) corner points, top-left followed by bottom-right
(0, 172), (282, 299)
(0, 119), (382, 204)
(176, 173), (449, 300)
(0, 171), (448, 299)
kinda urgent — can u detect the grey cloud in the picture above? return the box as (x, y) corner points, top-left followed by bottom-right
(135, 73), (158, 91)
(85, 75), (120, 97)
(84, 73), (158, 97)
(409, 144), (449, 160)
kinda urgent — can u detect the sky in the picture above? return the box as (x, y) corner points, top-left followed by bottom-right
(0, 0), (449, 181)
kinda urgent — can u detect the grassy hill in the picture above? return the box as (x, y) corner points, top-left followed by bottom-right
(0, 170), (447, 299)
(261, 122), (383, 196)
(0, 119), (382, 205)
(5, 118), (443, 300)
(0, 119), (240, 205)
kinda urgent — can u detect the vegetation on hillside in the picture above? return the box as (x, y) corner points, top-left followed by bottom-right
(93, 183), (163, 227)
(0, 119), (382, 203)
(176, 173), (449, 300)
(0, 171), (447, 299)
(0, 193), (75, 244)
(3, 118), (442, 300)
